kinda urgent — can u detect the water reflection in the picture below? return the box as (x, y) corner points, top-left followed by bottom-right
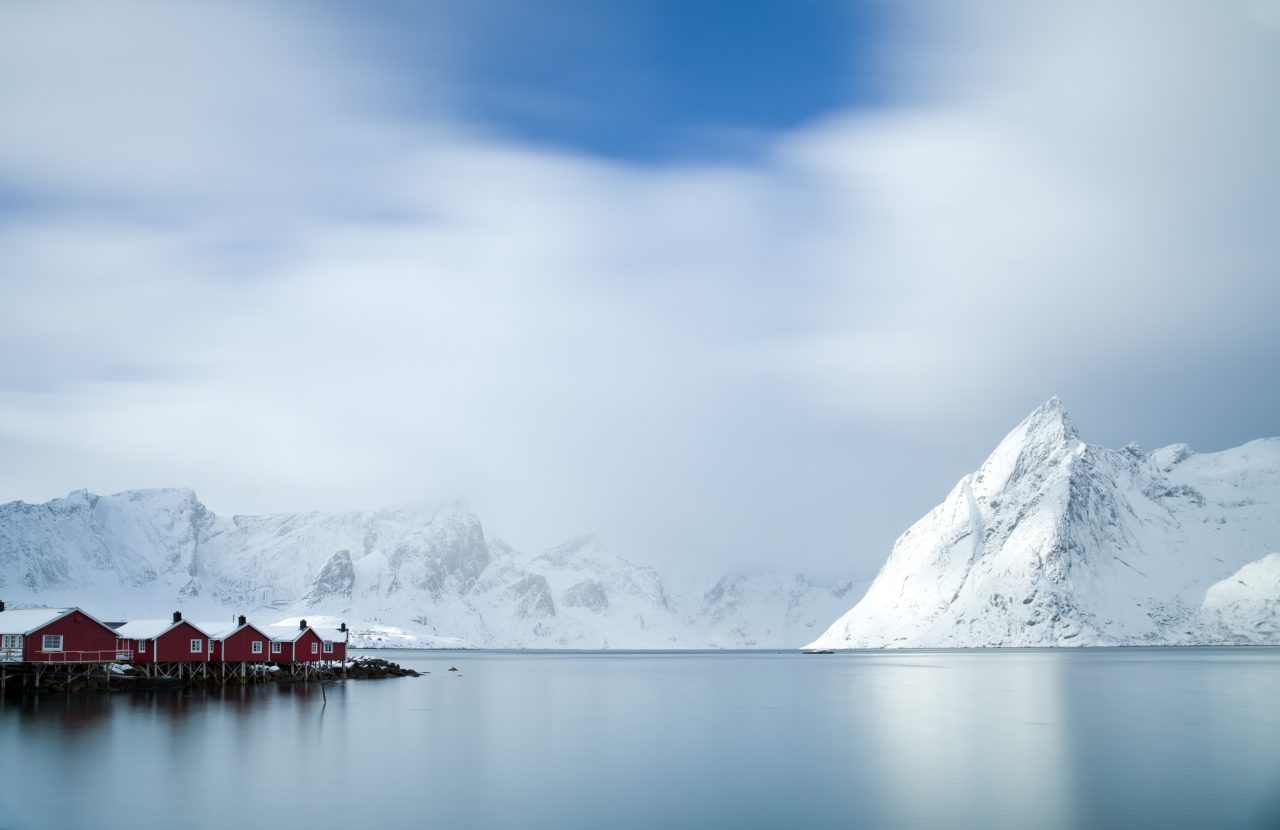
(858, 652), (1076, 828)
(0, 649), (1278, 830)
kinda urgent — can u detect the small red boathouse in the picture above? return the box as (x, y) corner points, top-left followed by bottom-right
(0, 606), (122, 664)
(270, 620), (326, 663)
(200, 616), (273, 663)
(115, 612), (213, 664)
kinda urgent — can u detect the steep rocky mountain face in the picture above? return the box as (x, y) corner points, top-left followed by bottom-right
(0, 490), (857, 649)
(808, 398), (1280, 649)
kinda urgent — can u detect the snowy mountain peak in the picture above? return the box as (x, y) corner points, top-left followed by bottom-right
(808, 403), (1280, 649)
(538, 534), (605, 569)
(970, 397), (1081, 506)
(1025, 395), (1075, 436)
(999, 395), (1077, 450)
(1150, 443), (1194, 471)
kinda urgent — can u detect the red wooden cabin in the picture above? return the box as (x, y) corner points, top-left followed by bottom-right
(199, 616), (273, 663)
(115, 612), (212, 664)
(0, 605), (123, 663)
(269, 620), (326, 663)
(313, 623), (349, 661)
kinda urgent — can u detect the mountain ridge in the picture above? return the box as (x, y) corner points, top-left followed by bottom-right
(0, 488), (861, 649)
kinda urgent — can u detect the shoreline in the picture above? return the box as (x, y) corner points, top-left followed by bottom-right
(0, 656), (420, 698)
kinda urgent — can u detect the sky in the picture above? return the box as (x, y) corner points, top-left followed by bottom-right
(1, 1), (1277, 581)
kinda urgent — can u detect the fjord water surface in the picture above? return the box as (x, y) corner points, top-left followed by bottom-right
(2, 649), (1279, 830)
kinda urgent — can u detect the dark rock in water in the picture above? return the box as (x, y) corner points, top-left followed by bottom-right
(346, 656), (422, 678)
(448, 666), (458, 672)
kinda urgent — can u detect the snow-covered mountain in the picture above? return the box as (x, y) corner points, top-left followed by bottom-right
(808, 398), (1280, 649)
(0, 489), (858, 649)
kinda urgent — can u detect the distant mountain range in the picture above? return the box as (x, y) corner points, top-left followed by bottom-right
(0, 488), (860, 648)
(808, 398), (1280, 648)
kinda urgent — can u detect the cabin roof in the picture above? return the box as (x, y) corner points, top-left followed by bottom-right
(266, 624), (327, 642)
(194, 621), (239, 639)
(0, 608), (72, 635)
(267, 627), (308, 642)
(312, 627), (347, 643)
(114, 619), (186, 639)
(193, 621), (268, 641)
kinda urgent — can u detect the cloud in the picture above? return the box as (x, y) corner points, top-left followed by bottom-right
(0, 1), (1276, 578)
(767, 1), (1280, 442)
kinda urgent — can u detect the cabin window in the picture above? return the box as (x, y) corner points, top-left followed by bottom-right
(139, 640), (146, 653)
(252, 641), (263, 654)
(1, 634), (20, 650)
(311, 642), (318, 655)
(42, 634), (63, 651)
(271, 642), (282, 654)
(324, 641), (334, 653)
(190, 638), (203, 653)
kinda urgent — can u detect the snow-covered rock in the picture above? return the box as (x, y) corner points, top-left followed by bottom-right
(807, 398), (1280, 649)
(1198, 554), (1280, 644)
(0, 490), (852, 649)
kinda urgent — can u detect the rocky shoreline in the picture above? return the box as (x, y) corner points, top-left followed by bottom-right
(1, 656), (421, 696)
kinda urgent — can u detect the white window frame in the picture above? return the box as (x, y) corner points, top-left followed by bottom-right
(42, 634), (64, 652)
(271, 642), (282, 654)
(1, 634), (21, 650)
(311, 642), (319, 655)
(323, 641), (334, 654)
(138, 640), (146, 653)
(190, 638), (203, 653)
(251, 641), (263, 655)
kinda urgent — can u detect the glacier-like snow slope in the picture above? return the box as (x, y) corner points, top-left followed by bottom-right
(808, 398), (1280, 648)
(0, 490), (860, 649)
(1198, 554), (1280, 644)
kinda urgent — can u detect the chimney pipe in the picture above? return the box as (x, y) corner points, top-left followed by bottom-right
(0, 599), (6, 613)
(339, 622), (347, 633)
(172, 611), (182, 623)
(238, 615), (246, 627)
(299, 619), (307, 630)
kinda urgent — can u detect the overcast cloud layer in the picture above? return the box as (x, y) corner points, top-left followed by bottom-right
(1, 1), (1277, 579)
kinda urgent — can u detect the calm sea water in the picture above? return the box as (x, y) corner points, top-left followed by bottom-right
(2, 648), (1279, 830)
